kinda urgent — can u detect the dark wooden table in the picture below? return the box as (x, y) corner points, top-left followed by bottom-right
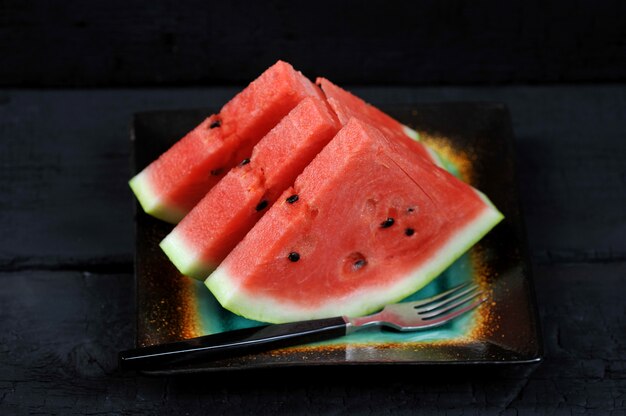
(1, 85), (624, 415)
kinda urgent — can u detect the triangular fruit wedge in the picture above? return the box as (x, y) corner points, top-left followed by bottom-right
(206, 118), (503, 323)
(129, 60), (323, 223)
(316, 77), (444, 167)
(160, 96), (341, 279)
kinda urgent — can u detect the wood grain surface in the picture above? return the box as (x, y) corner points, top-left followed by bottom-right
(0, 265), (623, 414)
(1, 0), (625, 87)
(0, 86), (624, 414)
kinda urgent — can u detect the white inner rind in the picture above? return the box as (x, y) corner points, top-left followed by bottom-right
(402, 125), (420, 141)
(160, 230), (214, 280)
(129, 170), (186, 224)
(424, 146), (445, 168)
(401, 125), (445, 168)
(206, 199), (504, 324)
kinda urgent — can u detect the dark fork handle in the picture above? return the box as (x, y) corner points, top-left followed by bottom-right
(119, 316), (348, 370)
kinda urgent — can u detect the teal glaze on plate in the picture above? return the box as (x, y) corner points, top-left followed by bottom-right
(191, 252), (477, 345)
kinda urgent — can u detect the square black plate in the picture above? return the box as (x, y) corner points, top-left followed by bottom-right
(131, 102), (542, 374)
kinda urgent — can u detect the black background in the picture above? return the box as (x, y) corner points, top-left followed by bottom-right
(2, 0), (626, 87)
(1, 1), (625, 414)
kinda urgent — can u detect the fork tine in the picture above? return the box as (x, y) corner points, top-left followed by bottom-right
(415, 284), (479, 313)
(409, 281), (473, 308)
(417, 297), (487, 329)
(418, 289), (484, 319)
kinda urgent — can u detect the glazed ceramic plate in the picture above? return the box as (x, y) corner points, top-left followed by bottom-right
(131, 102), (542, 374)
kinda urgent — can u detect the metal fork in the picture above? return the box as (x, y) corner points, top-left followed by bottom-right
(119, 282), (486, 370)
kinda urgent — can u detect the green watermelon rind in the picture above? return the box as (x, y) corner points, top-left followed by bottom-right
(129, 170), (186, 224)
(205, 191), (504, 324)
(160, 229), (216, 280)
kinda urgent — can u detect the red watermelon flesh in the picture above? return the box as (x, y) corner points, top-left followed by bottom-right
(316, 77), (443, 167)
(206, 118), (503, 323)
(129, 60), (323, 223)
(160, 96), (341, 279)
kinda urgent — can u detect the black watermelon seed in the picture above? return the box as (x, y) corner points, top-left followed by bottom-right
(353, 259), (367, 270)
(380, 217), (395, 228)
(344, 252), (367, 274)
(255, 200), (268, 211)
(209, 119), (221, 129)
(239, 158), (250, 166)
(288, 252), (300, 262)
(405, 228), (415, 236)
(210, 168), (223, 176)
(407, 207), (415, 213)
(286, 194), (299, 204)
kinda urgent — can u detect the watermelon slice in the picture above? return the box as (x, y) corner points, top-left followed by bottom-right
(129, 60), (323, 223)
(316, 77), (444, 167)
(206, 118), (503, 323)
(160, 96), (341, 279)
